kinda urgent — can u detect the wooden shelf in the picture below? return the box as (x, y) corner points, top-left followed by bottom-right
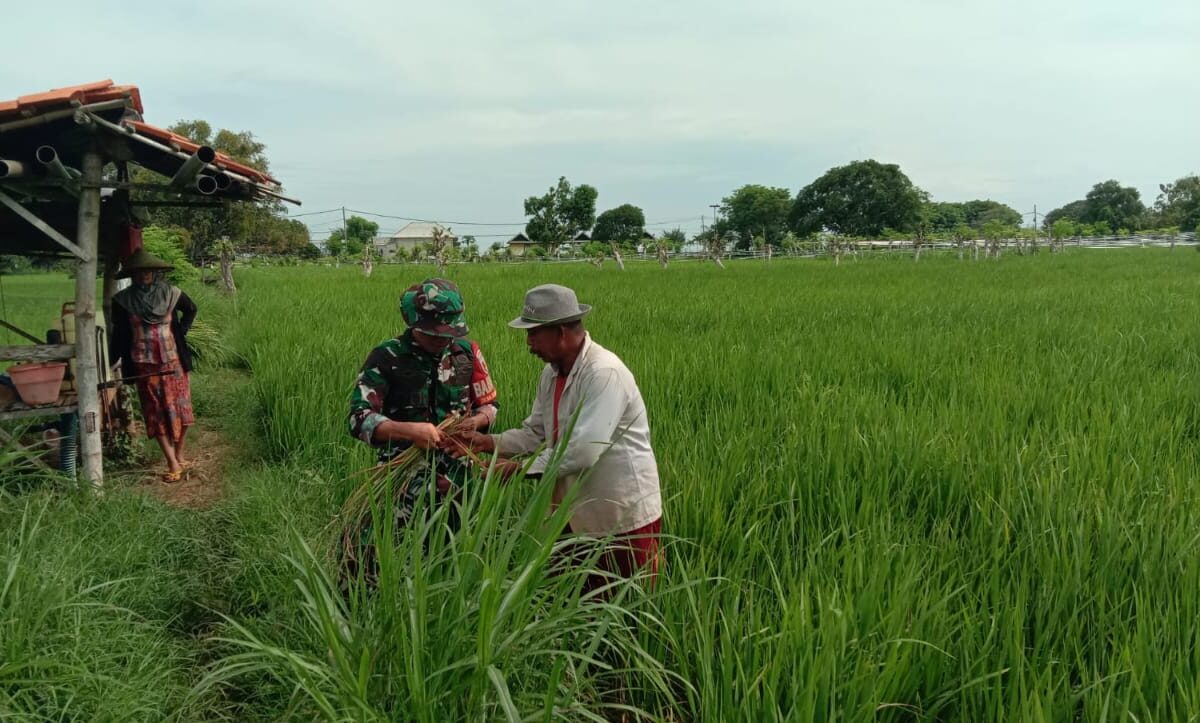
(0, 344), (75, 362)
(0, 399), (78, 421)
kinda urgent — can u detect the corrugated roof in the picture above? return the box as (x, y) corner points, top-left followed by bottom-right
(0, 79), (143, 119)
(390, 221), (454, 239)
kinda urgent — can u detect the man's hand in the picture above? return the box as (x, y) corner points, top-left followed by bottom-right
(491, 458), (523, 481)
(404, 422), (442, 450)
(445, 430), (496, 454)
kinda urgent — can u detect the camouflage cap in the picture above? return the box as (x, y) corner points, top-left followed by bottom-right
(400, 278), (468, 338)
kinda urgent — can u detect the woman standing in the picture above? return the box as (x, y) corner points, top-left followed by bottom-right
(110, 248), (197, 482)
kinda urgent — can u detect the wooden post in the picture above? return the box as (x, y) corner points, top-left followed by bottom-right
(102, 256), (119, 339)
(75, 150), (104, 488)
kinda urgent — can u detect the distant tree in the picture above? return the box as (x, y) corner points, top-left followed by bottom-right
(661, 228), (687, 252)
(1155, 175), (1200, 231)
(791, 160), (925, 237)
(298, 243), (321, 260)
(1042, 199), (1087, 230)
(431, 226), (454, 275)
(966, 200), (1023, 229)
(131, 119), (283, 261)
(1050, 219), (1076, 252)
(593, 204), (646, 245)
(0, 256), (31, 274)
(1082, 180), (1145, 232)
(142, 226), (200, 283)
(695, 229), (728, 268)
(926, 202), (968, 231)
(718, 184), (792, 249)
(981, 220), (1014, 257)
(951, 224), (973, 260)
(523, 177), (598, 247)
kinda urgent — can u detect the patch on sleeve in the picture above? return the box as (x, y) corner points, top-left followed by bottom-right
(469, 341), (498, 405)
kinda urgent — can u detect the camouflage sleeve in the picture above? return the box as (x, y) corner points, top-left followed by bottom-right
(348, 347), (391, 445)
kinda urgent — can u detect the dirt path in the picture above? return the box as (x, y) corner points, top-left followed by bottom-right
(132, 421), (237, 509)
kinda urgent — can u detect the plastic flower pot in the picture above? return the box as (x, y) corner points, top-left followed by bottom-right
(7, 361), (67, 406)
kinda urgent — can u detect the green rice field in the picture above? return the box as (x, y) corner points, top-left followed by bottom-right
(3, 249), (1200, 721)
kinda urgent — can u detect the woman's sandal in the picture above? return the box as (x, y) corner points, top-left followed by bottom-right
(161, 469), (184, 483)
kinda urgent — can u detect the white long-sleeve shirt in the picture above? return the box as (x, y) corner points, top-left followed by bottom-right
(493, 333), (662, 536)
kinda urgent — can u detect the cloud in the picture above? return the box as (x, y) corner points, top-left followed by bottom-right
(2, 0), (1197, 223)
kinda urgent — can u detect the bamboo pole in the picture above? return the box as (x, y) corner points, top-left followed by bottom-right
(75, 149), (104, 488)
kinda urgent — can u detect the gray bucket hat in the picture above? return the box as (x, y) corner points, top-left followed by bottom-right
(508, 284), (592, 329)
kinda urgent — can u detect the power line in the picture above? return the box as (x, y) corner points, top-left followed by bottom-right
(284, 207), (343, 218)
(345, 208), (527, 227)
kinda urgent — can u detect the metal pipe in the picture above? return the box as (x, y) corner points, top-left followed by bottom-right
(195, 175), (218, 195)
(0, 159), (26, 178)
(169, 146), (216, 188)
(36, 145), (81, 181)
(0, 98), (128, 134)
(84, 110), (300, 205)
(213, 171), (232, 190)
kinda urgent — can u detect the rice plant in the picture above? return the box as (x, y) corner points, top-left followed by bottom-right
(4, 250), (1200, 720)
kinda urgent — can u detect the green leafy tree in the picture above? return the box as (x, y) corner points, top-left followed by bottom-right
(967, 200), (1023, 228)
(1082, 180), (1145, 232)
(790, 160), (925, 237)
(327, 216), (379, 258)
(951, 224), (974, 260)
(142, 226), (200, 283)
(927, 200), (1022, 232)
(1050, 219), (1076, 251)
(592, 204), (646, 246)
(131, 119), (290, 260)
(661, 228), (687, 252)
(717, 184), (792, 249)
(523, 177), (598, 247)
(926, 202), (967, 231)
(1155, 175), (1200, 231)
(1043, 200), (1088, 230)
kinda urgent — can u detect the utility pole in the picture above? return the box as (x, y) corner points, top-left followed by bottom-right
(709, 204), (720, 225)
(341, 206), (348, 247)
(1032, 204), (1039, 253)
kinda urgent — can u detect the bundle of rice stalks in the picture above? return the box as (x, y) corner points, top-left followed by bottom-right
(330, 414), (489, 580)
(186, 319), (239, 369)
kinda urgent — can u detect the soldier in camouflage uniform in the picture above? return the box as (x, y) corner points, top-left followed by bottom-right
(348, 278), (498, 527)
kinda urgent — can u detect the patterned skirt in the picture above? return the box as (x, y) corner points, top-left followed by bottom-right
(133, 360), (194, 441)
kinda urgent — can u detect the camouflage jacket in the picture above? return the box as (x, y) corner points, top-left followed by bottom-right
(348, 330), (498, 461)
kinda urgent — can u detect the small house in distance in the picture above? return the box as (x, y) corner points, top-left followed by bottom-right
(506, 231), (537, 257)
(374, 222), (454, 260)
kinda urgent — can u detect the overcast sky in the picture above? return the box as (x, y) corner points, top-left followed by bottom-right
(4, 0), (1197, 239)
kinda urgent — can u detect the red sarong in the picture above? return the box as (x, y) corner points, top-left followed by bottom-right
(567, 517), (663, 596)
(133, 360), (193, 442)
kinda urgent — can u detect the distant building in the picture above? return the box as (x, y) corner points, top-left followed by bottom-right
(373, 222), (455, 260)
(506, 229), (595, 257)
(506, 231), (538, 257)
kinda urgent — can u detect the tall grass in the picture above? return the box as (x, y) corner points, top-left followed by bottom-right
(213, 251), (1200, 720)
(3, 250), (1200, 720)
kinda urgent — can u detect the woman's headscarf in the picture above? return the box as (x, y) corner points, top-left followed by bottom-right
(114, 270), (181, 324)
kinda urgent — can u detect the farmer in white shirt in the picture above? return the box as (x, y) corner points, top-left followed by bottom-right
(450, 284), (663, 589)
